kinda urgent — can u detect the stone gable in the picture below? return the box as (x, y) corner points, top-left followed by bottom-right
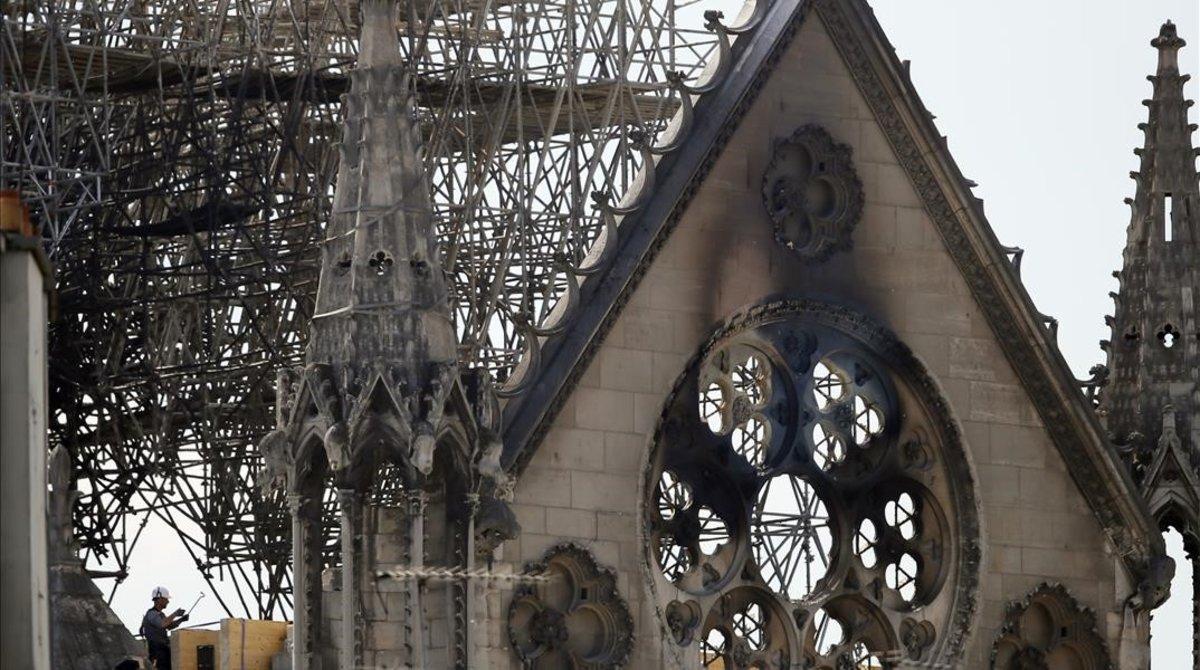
(502, 12), (1128, 669)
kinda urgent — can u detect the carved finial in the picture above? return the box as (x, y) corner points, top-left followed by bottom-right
(1152, 20), (1185, 53)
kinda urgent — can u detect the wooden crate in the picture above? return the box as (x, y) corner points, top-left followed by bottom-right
(171, 628), (219, 670)
(218, 618), (288, 670)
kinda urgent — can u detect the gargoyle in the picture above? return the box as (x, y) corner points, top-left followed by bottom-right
(323, 421), (351, 475)
(412, 362), (456, 475)
(1126, 552), (1175, 612)
(256, 428), (292, 494)
(474, 496), (520, 564)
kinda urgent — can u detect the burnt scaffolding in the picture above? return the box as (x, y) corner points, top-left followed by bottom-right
(1, 0), (719, 617)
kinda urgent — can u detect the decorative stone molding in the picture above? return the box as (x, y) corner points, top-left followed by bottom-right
(991, 583), (1113, 670)
(762, 124), (863, 261)
(508, 543), (634, 668)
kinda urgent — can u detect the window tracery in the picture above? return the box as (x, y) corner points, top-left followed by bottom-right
(761, 125), (864, 262)
(991, 583), (1112, 670)
(642, 301), (980, 668)
(508, 543), (634, 669)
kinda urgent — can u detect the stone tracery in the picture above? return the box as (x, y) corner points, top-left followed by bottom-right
(991, 583), (1112, 670)
(761, 125), (864, 262)
(642, 300), (979, 668)
(507, 544), (634, 669)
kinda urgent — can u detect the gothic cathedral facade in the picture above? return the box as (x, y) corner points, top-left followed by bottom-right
(257, 1), (1199, 667)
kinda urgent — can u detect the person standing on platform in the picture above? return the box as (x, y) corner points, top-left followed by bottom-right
(139, 586), (189, 669)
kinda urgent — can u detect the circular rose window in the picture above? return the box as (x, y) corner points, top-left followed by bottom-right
(642, 301), (979, 669)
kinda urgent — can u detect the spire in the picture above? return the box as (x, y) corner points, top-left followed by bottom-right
(1103, 20), (1200, 492)
(1125, 20), (1198, 246)
(293, 0), (457, 483)
(254, 8), (516, 667)
(308, 0), (457, 389)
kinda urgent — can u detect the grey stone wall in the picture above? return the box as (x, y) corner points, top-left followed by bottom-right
(490, 13), (1132, 669)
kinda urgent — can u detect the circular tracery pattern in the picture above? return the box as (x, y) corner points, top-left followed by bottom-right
(644, 301), (980, 669)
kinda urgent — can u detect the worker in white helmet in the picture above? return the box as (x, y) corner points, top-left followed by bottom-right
(139, 586), (189, 669)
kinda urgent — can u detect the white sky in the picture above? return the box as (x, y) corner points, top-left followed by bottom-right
(106, 0), (1198, 665)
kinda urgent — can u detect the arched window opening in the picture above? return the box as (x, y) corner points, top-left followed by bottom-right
(1151, 527), (1193, 666)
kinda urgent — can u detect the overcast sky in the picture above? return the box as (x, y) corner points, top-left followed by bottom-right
(110, 0), (1198, 665)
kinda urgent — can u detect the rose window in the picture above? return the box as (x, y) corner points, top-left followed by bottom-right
(644, 301), (979, 669)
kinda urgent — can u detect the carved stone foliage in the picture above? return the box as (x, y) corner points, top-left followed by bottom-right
(642, 300), (980, 669)
(508, 543), (634, 669)
(991, 584), (1112, 670)
(762, 124), (863, 261)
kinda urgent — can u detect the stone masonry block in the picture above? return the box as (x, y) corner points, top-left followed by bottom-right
(970, 382), (1038, 426)
(605, 432), (646, 473)
(545, 507), (597, 539)
(539, 428), (606, 472)
(1018, 467), (1073, 512)
(600, 348), (656, 392)
(368, 621), (405, 651)
(514, 468), (572, 508)
(673, 312), (716, 354)
(651, 351), (688, 395)
(571, 471), (637, 513)
(901, 293), (972, 336)
(903, 332), (948, 377)
(949, 337), (1004, 382)
(647, 269), (715, 314)
(984, 506), (1022, 544)
(597, 512), (633, 541)
(977, 464), (1021, 506)
(857, 120), (897, 166)
(633, 393), (662, 435)
(895, 206), (942, 251)
(987, 424), (1047, 468)
(574, 387), (635, 432)
(511, 504), (546, 535)
(618, 308), (676, 352)
(852, 203), (897, 250)
(1017, 508), (1060, 547)
(1021, 547), (1074, 577)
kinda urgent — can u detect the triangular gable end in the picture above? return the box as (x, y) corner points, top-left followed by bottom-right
(499, 0), (1161, 577)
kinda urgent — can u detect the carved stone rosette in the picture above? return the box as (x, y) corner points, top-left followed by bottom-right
(991, 583), (1112, 670)
(507, 543), (634, 668)
(641, 300), (980, 669)
(761, 125), (863, 262)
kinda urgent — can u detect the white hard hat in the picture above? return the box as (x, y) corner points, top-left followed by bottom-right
(151, 586), (171, 600)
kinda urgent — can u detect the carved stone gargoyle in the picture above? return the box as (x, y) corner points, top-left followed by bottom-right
(1125, 552), (1175, 613)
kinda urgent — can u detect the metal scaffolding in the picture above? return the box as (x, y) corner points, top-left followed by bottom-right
(2, 0), (720, 617)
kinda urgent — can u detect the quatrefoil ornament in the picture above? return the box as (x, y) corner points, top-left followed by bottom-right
(508, 544), (633, 669)
(762, 125), (863, 262)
